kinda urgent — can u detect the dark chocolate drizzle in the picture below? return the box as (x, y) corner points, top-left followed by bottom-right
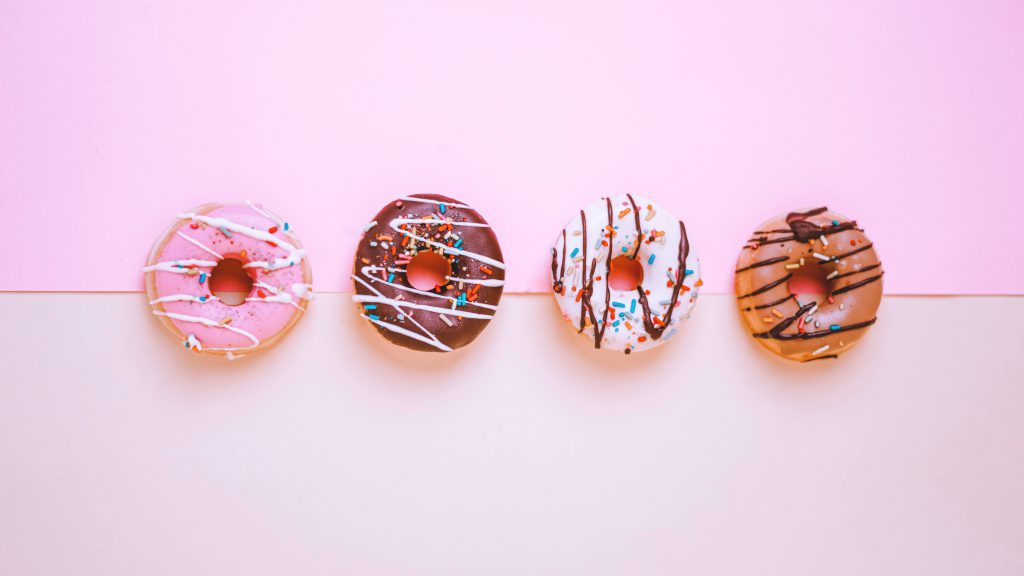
(736, 273), (791, 299)
(803, 354), (839, 362)
(735, 256), (789, 273)
(754, 317), (877, 341)
(551, 229), (566, 294)
(741, 294), (797, 311)
(577, 199), (614, 348)
(635, 220), (690, 341)
(817, 243), (873, 264)
(831, 272), (884, 297)
(832, 263), (881, 280)
(626, 194), (643, 259)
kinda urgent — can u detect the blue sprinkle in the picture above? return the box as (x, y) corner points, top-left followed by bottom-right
(684, 269), (694, 276)
(199, 272), (207, 284)
(199, 295), (207, 302)
(218, 226), (233, 238)
(570, 247), (580, 258)
(364, 304), (377, 310)
(830, 324), (841, 331)
(369, 314), (380, 321)
(621, 246), (628, 252)
(440, 203), (446, 214)
(283, 222), (290, 231)
(388, 273), (395, 283)
(630, 299), (637, 313)
(454, 238), (463, 248)
(612, 301), (625, 308)
(832, 220), (840, 226)
(612, 320), (621, 327)
(648, 254), (656, 265)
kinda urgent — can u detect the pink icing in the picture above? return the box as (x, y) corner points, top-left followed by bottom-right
(148, 203), (311, 351)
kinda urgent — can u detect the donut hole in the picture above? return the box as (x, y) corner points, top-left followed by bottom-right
(608, 255), (645, 291)
(209, 257), (255, 306)
(787, 263), (831, 301)
(406, 251), (452, 291)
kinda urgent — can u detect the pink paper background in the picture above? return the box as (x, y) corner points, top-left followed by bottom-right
(2, 0), (1022, 294)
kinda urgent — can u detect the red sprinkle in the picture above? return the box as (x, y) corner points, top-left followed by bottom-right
(189, 222), (199, 229)
(268, 226), (278, 234)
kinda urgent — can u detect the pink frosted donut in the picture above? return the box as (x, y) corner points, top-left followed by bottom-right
(143, 202), (313, 358)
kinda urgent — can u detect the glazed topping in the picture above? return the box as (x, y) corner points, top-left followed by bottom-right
(550, 194), (701, 354)
(143, 202), (312, 356)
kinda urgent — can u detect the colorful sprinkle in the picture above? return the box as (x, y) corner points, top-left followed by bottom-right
(198, 272), (206, 284)
(648, 254), (656, 265)
(812, 344), (831, 356)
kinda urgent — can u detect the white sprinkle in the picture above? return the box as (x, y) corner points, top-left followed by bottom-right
(381, 241), (390, 250)
(369, 241), (378, 247)
(812, 344), (831, 356)
(439, 314), (454, 327)
(820, 235), (830, 246)
(785, 263), (800, 270)
(839, 303), (845, 311)
(363, 220), (377, 232)
(799, 257), (805, 266)
(813, 252), (831, 261)
(826, 270), (839, 280)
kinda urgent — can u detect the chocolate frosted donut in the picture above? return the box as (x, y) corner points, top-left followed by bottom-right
(352, 194), (505, 352)
(735, 207), (883, 362)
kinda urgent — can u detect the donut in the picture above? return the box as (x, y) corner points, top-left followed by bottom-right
(143, 202), (313, 359)
(550, 194), (702, 354)
(352, 194), (505, 352)
(735, 207), (883, 362)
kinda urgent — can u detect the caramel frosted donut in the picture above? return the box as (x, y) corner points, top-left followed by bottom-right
(550, 194), (702, 354)
(352, 194), (505, 352)
(144, 202), (313, 359)
(735, 207), (883, 362)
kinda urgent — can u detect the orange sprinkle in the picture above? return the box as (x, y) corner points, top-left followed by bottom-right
(481, 266), (493, 275)
(637, 336), (647, 342)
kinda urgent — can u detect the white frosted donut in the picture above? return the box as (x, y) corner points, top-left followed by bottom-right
(550, 194), (702, 354)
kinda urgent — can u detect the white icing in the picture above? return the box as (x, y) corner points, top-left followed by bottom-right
(177, 212), (305, 272)
(550, 194), (701, 353)
(149, 294), (219, 305)
(175, 232), (223, 259)
(246, 281), (302, 309)
(153, 310), (260, 348)
(291, 283), (315, 301)
(142, 259), (217, 273)
(388, 218), (506, 269)
(184, 333), (202, 352)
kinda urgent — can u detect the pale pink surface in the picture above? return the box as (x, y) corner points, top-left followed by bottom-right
(2, 0), (1023, 294)
(149, 203), (308, 349)
(1, 294), (1023, 575)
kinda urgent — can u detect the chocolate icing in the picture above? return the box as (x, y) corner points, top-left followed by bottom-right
(352, 194), (505, 352)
